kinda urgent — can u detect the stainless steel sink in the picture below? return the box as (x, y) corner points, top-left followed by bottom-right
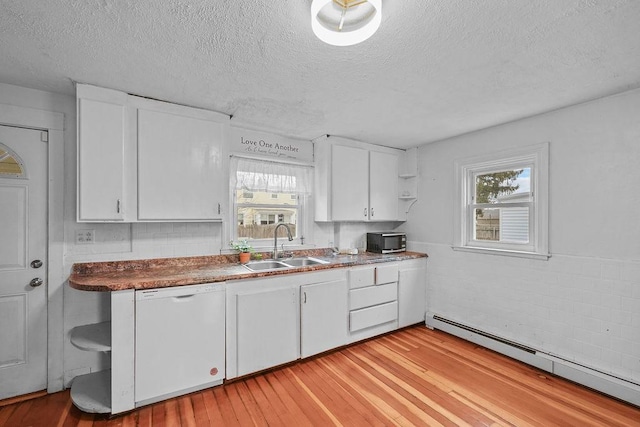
(281, 257), (329, 267)
(242, 257), (329, 272)
(243, 260), (291, 272)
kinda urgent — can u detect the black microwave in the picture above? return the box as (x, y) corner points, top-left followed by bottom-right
(366, 232), (406, 254)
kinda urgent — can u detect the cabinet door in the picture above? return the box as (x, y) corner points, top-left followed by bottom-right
(398, 264), (427, 327)
(236, 287), (299, 377)
(369, 151), (398, 221)
(137, 108), (225, 221)
(331, 145), (369, 221)
(77, 85), (127, 221)
(301, 279), (348, 358)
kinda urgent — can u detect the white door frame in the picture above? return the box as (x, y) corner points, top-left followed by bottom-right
(0, 103), (65, 393)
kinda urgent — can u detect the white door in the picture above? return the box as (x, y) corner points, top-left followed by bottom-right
(0, 124), (47, 399)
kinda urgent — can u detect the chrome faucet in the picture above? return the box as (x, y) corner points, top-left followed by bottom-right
(273, 223), (294, 259)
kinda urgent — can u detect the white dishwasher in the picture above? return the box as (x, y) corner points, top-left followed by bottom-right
(135, 282), (225, 406)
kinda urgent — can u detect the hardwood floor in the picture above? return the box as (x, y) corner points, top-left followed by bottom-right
(2, 325), (639, 426)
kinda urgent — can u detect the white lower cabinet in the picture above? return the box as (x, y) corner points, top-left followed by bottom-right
(350, 301), (398, 332)
(301, 278), (348, 358)
(226, 269), (348, 379)
(350, 282), (397, 310)
(348, 263), (400, 343)
(236, 287), (299, 377)
(227, 275), (299, 379)
(70, 257), (427, 415)
(398, 258), (428, 328)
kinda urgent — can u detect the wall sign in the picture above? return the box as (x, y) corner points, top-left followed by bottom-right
(230, 127), (313, 163)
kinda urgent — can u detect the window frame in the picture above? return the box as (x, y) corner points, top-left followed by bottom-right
(228, 157), (312, 250)
(454, 143), (550, 260)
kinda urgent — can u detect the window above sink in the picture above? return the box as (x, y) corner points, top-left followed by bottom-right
(230, 156), (313, 250)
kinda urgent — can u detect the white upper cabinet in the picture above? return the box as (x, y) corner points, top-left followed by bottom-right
(76, 84), (229, 222)
(136, 101), (227, 221)
(315, 135), (400, 222)
(77, 84), (128, 221)
(331, 145), (369, 221)
(369, 150), (399, 221)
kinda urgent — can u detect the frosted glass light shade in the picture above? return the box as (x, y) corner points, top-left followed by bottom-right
(311, 0), (382, 47)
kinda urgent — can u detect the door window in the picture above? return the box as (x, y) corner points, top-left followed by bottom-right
(0, 144), (26, 178)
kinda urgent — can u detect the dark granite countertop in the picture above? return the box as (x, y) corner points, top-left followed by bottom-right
(69, 249), (427, 292)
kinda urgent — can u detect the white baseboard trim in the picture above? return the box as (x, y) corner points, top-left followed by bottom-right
(426, 313), (640, 407)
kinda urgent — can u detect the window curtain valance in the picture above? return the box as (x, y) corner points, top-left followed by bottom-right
(230, 156), (313, 195)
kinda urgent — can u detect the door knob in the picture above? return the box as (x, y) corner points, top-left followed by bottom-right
(29, 278), (43, 287)
(31, 259), (43, 269)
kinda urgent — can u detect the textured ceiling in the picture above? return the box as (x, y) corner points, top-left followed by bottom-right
(1, 0), (640, 149)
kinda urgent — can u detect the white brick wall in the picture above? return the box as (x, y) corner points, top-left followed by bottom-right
(413, 241), (640, 384)
(400, 88), (640, 389)
(65, 222), (223, 262)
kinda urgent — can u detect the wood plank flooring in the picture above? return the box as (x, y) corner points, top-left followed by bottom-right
(2, 325), (639, 426)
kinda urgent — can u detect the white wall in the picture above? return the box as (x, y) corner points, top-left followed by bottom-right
(405, 89), (640, 384)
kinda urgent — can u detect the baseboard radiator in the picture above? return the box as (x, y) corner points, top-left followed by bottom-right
(426, 313), (640, 407)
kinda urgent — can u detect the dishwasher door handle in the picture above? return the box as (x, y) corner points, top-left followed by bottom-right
(172, 294), (196, 301)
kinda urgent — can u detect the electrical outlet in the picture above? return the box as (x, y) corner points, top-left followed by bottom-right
(76, 229), (95, 244)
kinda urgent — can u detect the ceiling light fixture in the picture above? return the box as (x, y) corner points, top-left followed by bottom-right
(311, 0), (382, 47)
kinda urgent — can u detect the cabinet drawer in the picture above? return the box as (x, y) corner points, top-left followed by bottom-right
(349, 301), (398, 332)
(349, 282), (397, 310)
(375, 263), (398, 285)
(349, 263), (399, 289)
(349, 266), (375, 289)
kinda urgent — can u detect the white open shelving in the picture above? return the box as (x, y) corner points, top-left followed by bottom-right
(398, 147), (418, 220)
(69, 321), (112, 413)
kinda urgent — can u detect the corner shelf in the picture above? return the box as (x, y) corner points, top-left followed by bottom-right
(70, 370), (111, 414)
(70, 322), (111, 352)
(70, 322), (112, 414)
(398, 148), (418, 220)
